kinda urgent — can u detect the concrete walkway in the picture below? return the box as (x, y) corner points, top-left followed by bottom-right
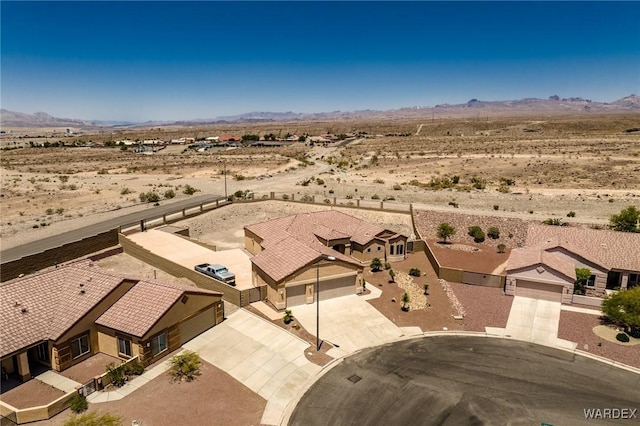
(486, 296), (576, 350)
(561, 305), (602, 316)
(182, 309), (321, 426)
(291, 294), (405, 358)
(35, 370), (81, 393)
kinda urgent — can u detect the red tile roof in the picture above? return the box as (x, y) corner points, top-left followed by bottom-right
(0, 261), (222, 356)
(246, 211), (393, 282)
(506, 247), (577, 280)
(526, 223), (640, 272)
(0, 260), (124, 357)
(96, 280), (220, 337)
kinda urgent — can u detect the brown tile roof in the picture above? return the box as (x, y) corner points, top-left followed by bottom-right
(0, 260), (124, 357)
(251, 236), (360, 282)
(0, 261), (222, 356)
(506, 247), (577, 280)
(526, 223), (640, 272)
(246, 211), (399, 282)
(95, 280), (220, 338)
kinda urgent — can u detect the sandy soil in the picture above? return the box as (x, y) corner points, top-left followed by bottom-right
(2, 114), (638, 249)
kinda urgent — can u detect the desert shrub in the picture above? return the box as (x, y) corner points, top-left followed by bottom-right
(487, 227), (500, 239)
(493, 205), (499, 211)
(316, 178), (325, 185)
(120, 187), (131, 195)
(389, 269), (396, 282)
(283, 309), (294, 324)
(543, 218), (563, 226)
(371, 194), (380, 200)
(448, 201), (459, 208)
(58, 175), (69, 183)
(56, 207), (65, 215)
(64, 412), (123, 426)
(46, 208), (54, 215)
(471, 176), (486, 190)
(468, 226), (485, 243)
(452, 175), (460, 184)
(370, 257), (382, 272)
(497, 243), (507, 253)
(164, 189), (176, 199)
(392, 184), (402, 190)
(182, 184), (199, 195)
(97, 168), (109, 175)
(139, 191), (160, 203)
(499, 177), (516, 186)
(106, 363), (127, 387)
(497, 184), (510, 193)
(233, 174), (245, 181)
(384, 262), (392, 270)
(374, 178), (385, 184)
(437, 223), (456, 242)
(616, 333), (630, 343)
(567, 211), (576, 217)
(124, 359), (145, 376)
(323, 198), (331, 204)
(401, 292), (410, 311)
(69, 393), (88, 413)
(169, 351), (201, 383)
(282, 194), (289, 200)
(409, 268), (421, 277)
(609, 205), (640, 232)
(300, 194), (313, 202)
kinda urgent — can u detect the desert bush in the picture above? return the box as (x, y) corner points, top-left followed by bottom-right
(389, 269), (396, 283)
(106, 363), (127, 387)
(300, 194), (313, 202)
(543, 218), (563, 226)
(370, 257), (382, 272)
(120, 187), (131, 195)
(139, 191), (160, 203)
(283, 309), (294, 324)
(487, 227), (500, 239)
(282, 194), (289, 200)
(409, 268), (421, 277)
(164, 189), (176, 199)
(616, 333), (630, 343)
(468, 226), (485, 243)
(316, 178), (325, 185)
(69, 393), (88, 413)
(58, 175), (69, 183)
(499, 177), (516, 186)
(392, 184), (402, 190)
(384, 262), (392, 270)
(374, 178), (385, 184)
(437, 223), (456, 242)
(452, 175), (460, 184)
(497, 184), (510, 193)
(493, 205), (499, 211)
(323, 198), (331, 204)
(169, 350), (201, 383)
(609, 206), (639, 232)
(497, 243), (507, 253)
(471, 176), (486, 190)
(64, 412), (123, 426)
(182, 184), (199, 195)
(124, 359), (145, 376)
(401, 293), (410, 311)
(371, 194), (380, 200)
(567, 211), (576, 217)
(46, 208), (54, 215)
(448, 201), (459, 208)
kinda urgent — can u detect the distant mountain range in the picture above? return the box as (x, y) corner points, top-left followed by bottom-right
(2, 94), (638, 129)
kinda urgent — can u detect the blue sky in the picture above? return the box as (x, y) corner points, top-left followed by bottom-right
(2, 1), (639, 122)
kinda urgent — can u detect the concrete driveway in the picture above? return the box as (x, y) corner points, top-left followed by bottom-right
(182, 309), (321, 425)
(126, 228), (254, 290)
(289, 294), (407, 358)
(493, 296), (575, 349)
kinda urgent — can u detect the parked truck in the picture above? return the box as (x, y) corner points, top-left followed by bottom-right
(194, 263), (236, 286)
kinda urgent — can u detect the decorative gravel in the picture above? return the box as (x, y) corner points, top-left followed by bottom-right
(449, 282), (513, 332)
(439, 279), (466, 317)
(558, 311), (640, 369)
(395, 271), (428, 310)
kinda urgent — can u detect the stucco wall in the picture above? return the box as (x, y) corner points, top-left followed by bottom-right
(144, 294), (220, 339)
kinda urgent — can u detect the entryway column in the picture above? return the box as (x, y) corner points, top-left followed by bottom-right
(17, 352), (31, 382)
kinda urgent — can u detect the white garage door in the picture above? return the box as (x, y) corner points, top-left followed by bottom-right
(319, 276), (355, 301)
(515, 280), (563, 302)
(286, 284), (306, 307)
(180, 308), (216, 343)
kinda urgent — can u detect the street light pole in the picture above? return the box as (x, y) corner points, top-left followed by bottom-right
(316, 255), (335, 351)
(222, 159), (228, 200)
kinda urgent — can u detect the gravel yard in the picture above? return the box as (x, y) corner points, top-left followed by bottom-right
(558, 311), (640, 369)
(449, 282), (513, 332)
(0, 379), (65, 409)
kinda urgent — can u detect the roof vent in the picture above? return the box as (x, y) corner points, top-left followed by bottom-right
(601, 244), (607, 250)
(79, 283), (84, 287)
(21, 307), (28, 314)
(80, 289), (86, 295)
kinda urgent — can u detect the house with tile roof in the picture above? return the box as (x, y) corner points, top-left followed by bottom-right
(505, 223), (640, 303)
(244, 211), (408, 309)
(0, 260), (223, 383)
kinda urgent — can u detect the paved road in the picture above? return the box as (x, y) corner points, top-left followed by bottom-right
(0, 194), (223, 263)
(290, 336), (640, 425)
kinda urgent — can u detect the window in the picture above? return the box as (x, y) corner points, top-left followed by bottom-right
(118, 337), (132, 357)
(390, 245), (395, 255)
(71, 335), (90, 359)
(377, 246), (381, 251)
(629, 273), (639, 288)
(586, 275), (596, 287)
(151, 333), (168, 356)
(366, 248), (371, 253)
(398, 244), (404, 255)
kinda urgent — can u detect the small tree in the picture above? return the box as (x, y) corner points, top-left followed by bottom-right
(370, 257), (382, 272)
(423, 284), (429, 295)
(602, 287), (640, 335)
(409, 268), (421, 277)
(389, 269), (396, 283)
(609, 206), (640, 232)
(283, 309), (293, 324)
(468, 226), (485, 243)
(169, 350), (201, 383)
(496, 244), (506, 253)
(437, 223), (456, 242)
(401, 292), (410, 311)
(69, 393), (88, 413)
(574, 268), (591, 295)
(487, 227), (500, 239)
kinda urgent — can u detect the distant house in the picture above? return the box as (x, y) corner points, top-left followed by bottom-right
(505, 224), (640, 302)
(219, 135), (242, 142)
(244, 211), (407, 309)
(0, 261), (223, 382)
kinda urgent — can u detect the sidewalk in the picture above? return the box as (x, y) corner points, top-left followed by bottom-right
(35, 370), (81, 393)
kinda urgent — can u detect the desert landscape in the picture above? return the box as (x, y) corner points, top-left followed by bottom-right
(1, 113), (639, 250)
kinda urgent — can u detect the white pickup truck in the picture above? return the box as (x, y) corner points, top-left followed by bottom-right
(194, 263), (236, 286)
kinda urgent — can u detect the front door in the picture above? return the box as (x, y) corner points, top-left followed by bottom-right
(305, 283), (315, 304)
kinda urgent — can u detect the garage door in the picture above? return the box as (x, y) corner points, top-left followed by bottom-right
(180, 308), (216, 343)
(319, 276), (355, 301)
(515, 280), (563, 302)
(286, 284), (306, 307)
